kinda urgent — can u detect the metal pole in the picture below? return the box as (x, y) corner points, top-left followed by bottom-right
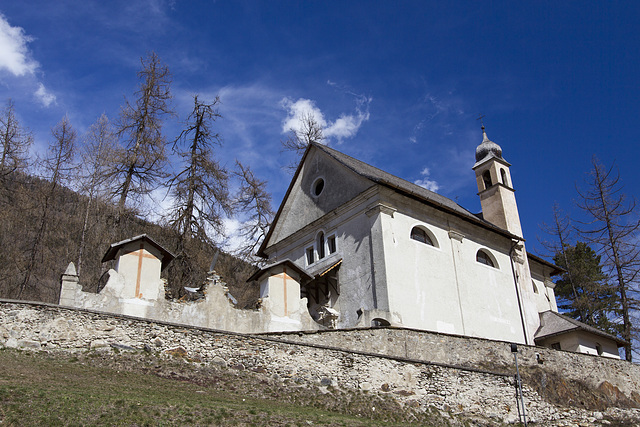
(513, 348), (527, 426)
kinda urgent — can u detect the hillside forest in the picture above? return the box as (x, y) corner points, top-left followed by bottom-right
(0, 52), (270, 308)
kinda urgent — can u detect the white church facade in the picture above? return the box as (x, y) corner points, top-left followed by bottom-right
(254, 128), (624, 357)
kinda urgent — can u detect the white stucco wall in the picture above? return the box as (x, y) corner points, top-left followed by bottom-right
(378, 193), (531, 344)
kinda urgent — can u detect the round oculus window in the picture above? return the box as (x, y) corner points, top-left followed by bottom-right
(312, 177), (325, 197)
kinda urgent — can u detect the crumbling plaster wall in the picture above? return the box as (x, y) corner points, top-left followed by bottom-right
(1, 300), (639, 425)
(60, 266), (318, 334)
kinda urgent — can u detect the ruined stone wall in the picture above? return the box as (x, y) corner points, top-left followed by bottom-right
(1, 300), (639, 425)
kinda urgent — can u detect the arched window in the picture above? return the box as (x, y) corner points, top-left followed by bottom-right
(371, 318), (390, 327)
(410, 226), (434, 246)
(500, 169), (508, 186)
(476, 249), (497, 268)
(532, 281), (539, 294)
(482, 170), (492, 189)
(317, 232), (325, 259)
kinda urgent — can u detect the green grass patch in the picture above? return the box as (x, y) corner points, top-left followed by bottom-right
(0, 349), (451, 426)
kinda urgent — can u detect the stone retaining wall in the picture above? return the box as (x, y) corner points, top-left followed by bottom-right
(1, 300), (639, 425)
(262, 327), (640, 398)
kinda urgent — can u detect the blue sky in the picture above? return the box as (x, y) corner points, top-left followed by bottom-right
(1, 1), (639, 257)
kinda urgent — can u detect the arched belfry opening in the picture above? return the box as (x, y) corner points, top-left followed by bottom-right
(482, 170), (492, 189)
(500, 168), (508, 186)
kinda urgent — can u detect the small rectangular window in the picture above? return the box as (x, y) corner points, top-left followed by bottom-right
(551, 342), (561, 350)
(306, 247), (315, 265)
(327, 235), (336, 254)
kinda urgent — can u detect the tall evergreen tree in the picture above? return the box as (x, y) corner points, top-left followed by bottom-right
(553, 242), (619, 334)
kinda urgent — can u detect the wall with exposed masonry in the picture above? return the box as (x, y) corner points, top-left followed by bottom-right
(1, 300), (639, 425)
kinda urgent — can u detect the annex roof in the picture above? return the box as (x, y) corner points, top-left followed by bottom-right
(534, 310), (628, 347)
(526, 252), (565, 276)
(101, 234), (175, 270)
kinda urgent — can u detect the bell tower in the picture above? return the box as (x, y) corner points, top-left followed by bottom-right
(472, 127), (523, 237)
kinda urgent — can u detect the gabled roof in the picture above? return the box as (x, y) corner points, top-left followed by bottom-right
(535, 310), (628, 347)
(101, 234), (175, 270)
(246, 259), (313, 283)
(258, 142), (523, 257)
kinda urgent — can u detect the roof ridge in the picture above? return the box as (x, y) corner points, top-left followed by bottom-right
(312, 142), (521, 240)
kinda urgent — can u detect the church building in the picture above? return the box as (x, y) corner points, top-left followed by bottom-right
(253, 128), (625, 358)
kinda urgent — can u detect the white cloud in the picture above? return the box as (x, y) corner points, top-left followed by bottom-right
(34, 83), (56, 107)
(281, 98), (327, 134)
(0, 13), (39, 76)
(414, 167), (440, 192)
(281, 95), (371, 142)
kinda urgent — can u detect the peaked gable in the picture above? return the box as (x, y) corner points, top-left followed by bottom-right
(260, 144), (374, 254)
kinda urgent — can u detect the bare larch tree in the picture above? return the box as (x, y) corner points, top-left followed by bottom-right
(113, 52), (173, 215)
(281, 111), (324, 171)
(0, 99), (32, 181)
(77, 114), (118, 276)
(168, 95), (231, 250)
(232, 160), (274, 261)
(19, 116), (76, 299)
(576, 157), (640, 361)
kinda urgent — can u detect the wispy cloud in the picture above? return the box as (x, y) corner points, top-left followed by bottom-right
(414, 167), (440, 192)
(0, 13), (39, 76)
(410, 91), (465, 144)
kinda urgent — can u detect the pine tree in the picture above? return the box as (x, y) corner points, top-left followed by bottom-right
(553, 242), (619, 334)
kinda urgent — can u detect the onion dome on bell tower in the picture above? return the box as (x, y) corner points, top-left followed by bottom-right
(475, 126), (503, 163)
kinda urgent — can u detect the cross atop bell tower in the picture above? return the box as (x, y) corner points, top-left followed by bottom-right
(472, 127), (523, 237)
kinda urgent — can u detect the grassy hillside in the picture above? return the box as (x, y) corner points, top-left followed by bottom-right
(0, 349), (452, 426)
(0, 172), (259, 308)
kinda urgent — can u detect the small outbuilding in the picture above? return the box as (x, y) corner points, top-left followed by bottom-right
(101, 234), (175, 300)
(535, 311), (626, 359)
